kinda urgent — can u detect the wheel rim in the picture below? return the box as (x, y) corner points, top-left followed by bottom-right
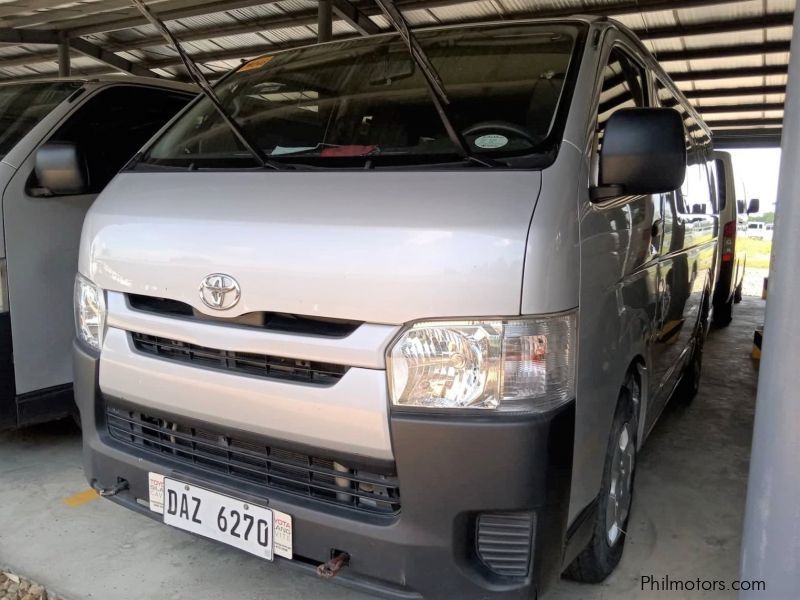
(606, 421), (636, 546)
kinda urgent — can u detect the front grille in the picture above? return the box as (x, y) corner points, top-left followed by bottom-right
(131, 332), (348, 386)
(127, 293), (362, 337)
(106, 405), (401, 515)
(476, 513), (535, 578)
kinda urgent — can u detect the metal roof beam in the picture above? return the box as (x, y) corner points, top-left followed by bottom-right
(636, 12), (795, 40)
(69, 37), (156, 77)
(0, 28), (60, 44)
(0, 0), (83, 19)
(61, 0), (742, 38)
(699, 102), (784, 114)
(683, 85), (786, 99)
(655, 40), (791, 63)
(331, 0), (380, 35)
(712, 128), (782, 148)
(705, 117), (783, 128)
(0, 0), (175, 29)
(670, 65), (788, 82)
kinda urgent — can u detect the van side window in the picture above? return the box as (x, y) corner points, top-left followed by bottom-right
(40, 85), (191, 195)
(597, 47), (647, 134)
(655, 80), (715, 216)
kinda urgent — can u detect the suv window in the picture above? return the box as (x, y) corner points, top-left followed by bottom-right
(42, 85), (191, 194)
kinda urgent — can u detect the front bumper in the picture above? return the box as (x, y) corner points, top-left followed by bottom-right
(75, 341), (574, 599)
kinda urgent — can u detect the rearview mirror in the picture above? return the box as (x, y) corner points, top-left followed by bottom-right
(747, 198), (760, 214)
(592, 108), (686, 202)
(33, 142), (88, 196)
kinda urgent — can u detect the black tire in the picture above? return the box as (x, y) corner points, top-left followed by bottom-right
(674, 331), (704, 404)
(713, 296), (733, 328)
(565, 378), (638, 583)
(734, 280), (744, 304)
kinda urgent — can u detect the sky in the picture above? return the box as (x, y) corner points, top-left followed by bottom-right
(728, 148), (782, 214)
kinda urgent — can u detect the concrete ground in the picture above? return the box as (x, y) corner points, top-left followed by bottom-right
(0, 299), (764, 600)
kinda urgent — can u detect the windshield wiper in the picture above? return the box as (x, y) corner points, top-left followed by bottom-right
(373, 0), (495, 168)
(131, 0), (286, 171)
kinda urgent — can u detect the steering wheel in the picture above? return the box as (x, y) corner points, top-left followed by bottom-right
(462, 121), (539, 146)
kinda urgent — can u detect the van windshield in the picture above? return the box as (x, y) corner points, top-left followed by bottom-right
(141, 23), (582, 169)
(0, 82), (80, 159)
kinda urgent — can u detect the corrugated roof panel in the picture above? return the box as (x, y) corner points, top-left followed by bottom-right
(673, 0), (766, 24)
(687, 76), (770, 91)
(393, 8), (440, 26)
(427, 1), (501, 23)
(705, 110), (777, 120)
(765, 74), (789, 86)
(260, 25), (316, 45)
(206, 32), (275, 50)
(696, 94), (785, 107)
(679, 55), (772, 72)
(648, 38), (686, 53)
(681, 30), (765, 50)
(766, 52), (792, 65)
(764, 109), (785, 118)
(766, 25), (794, 41)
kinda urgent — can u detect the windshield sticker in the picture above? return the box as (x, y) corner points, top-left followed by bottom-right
(239, 56), (273, 72)
(474, 134), (508, 149)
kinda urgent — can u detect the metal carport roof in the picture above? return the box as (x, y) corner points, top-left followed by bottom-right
(0, 0), (793, 146)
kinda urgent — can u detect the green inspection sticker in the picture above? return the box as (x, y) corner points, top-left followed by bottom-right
(474, 134), (508, 149)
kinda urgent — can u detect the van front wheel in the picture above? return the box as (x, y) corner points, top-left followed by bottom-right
(565, 379), (638, 583)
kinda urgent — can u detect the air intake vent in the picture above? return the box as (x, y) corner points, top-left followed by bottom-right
(131, 332), (348, 386)
(476, 512), (534, 578)
(106, 405), (401, 515)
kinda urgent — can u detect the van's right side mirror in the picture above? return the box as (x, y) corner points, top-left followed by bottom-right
(592, 107), (686, 202)
(33, 142), (88, 196)
(747, 198), (760, 214)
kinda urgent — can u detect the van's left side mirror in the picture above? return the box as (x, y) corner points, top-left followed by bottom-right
(592, 108), (686, 202)
(747, 198), (760, 214)
(32, 142), (88, 196)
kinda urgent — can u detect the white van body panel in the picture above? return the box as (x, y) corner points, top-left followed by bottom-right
(106, 291), (398, 369)
(80, 170), (542, 324)
(99, 327), (396, 460)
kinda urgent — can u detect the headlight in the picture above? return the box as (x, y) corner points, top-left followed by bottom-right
(0, 258), (8, 313)
(387, 312), (576, 413)
(74, 273), (106, 352)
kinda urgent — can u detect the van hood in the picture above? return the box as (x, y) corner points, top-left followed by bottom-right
(80, 171), (541, 325)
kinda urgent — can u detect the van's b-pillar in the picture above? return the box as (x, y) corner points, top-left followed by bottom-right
(739, 6), (800, 598)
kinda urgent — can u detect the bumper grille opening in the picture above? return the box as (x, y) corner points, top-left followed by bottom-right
(106, 405), (401, 515)
(476, 513), (534, 578)
(131, 332), (348, 386)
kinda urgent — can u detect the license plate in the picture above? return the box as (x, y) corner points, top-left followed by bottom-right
(148, 473), (292, 561)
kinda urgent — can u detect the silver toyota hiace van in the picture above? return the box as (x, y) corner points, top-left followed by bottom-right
(0, 77), (193, 430)
(74, 17), (718, 599)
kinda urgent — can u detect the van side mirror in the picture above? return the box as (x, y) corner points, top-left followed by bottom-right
(33, 142), (88, 196)
(747, 198), (760, 214)
(592, 108), (686, 202)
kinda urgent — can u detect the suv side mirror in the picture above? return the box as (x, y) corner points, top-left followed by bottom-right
(592, 108), (686, 202)
(747, 198), (760, 214)
(33, 142), (88, 196)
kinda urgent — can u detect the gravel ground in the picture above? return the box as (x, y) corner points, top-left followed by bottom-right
(0, 572), (65, 600)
